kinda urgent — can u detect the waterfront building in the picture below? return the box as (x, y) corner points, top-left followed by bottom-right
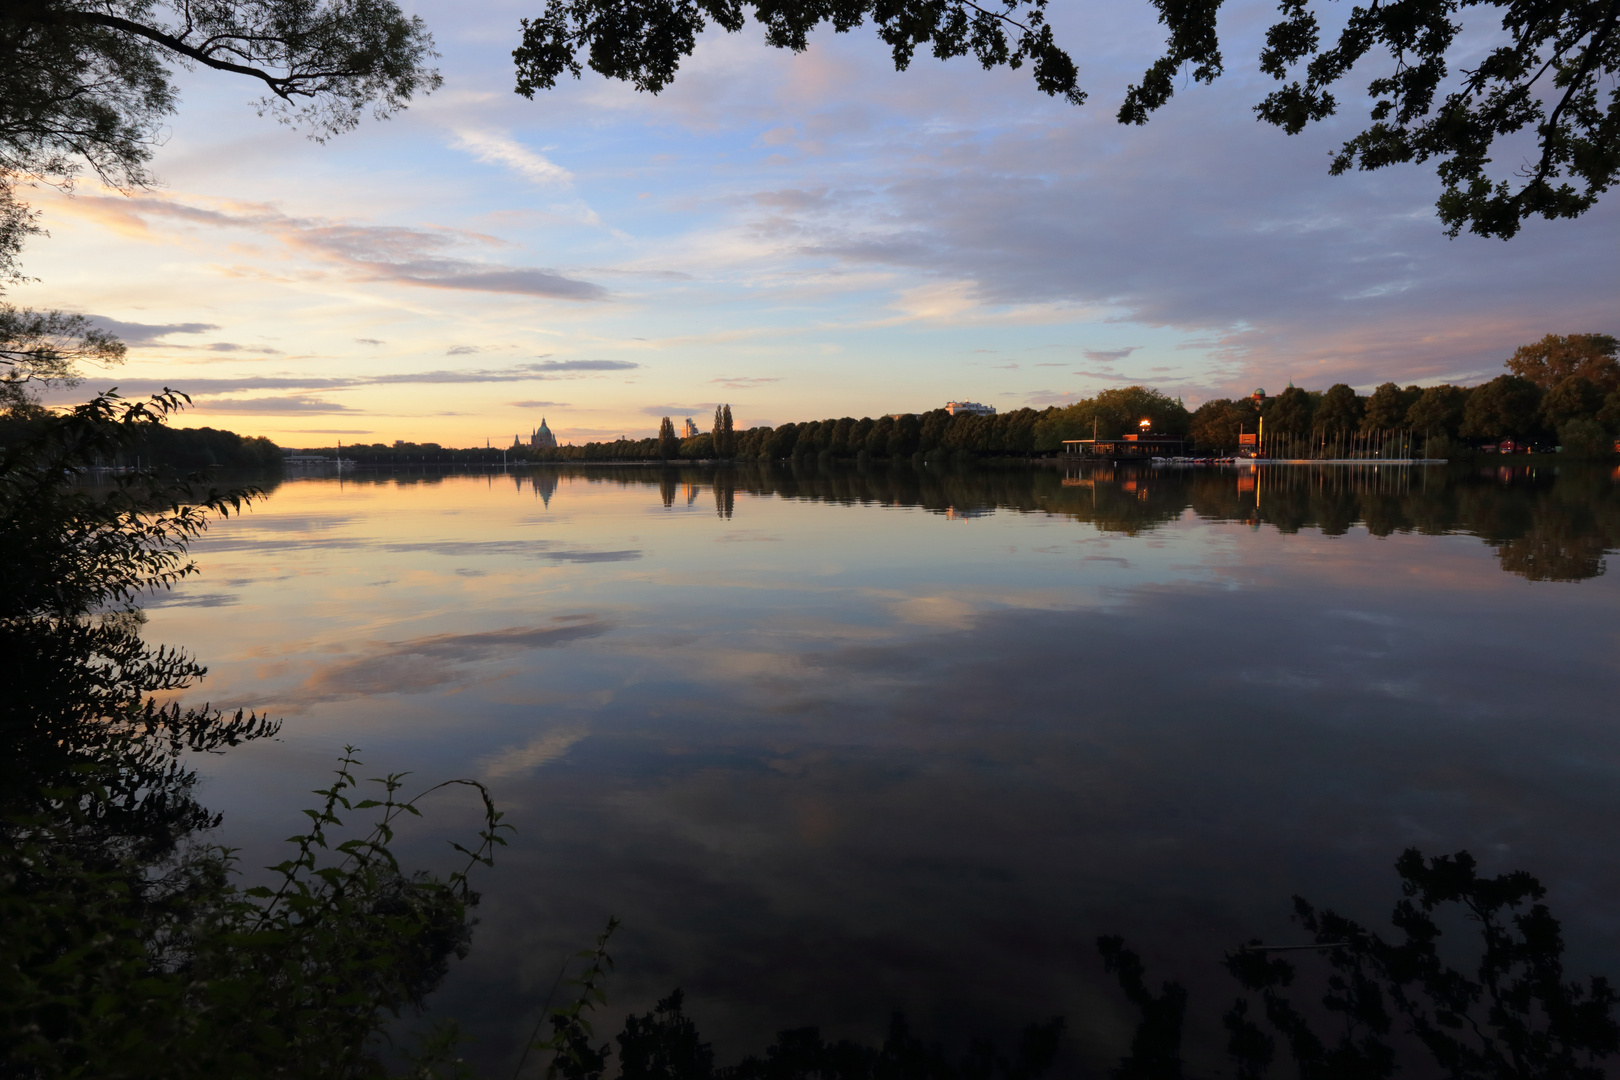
(945, 400), (996, 416)
(1063, 417), (1186, 459)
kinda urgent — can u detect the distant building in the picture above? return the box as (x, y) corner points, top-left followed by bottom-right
(527, 418), (557, 449)
(682, 417), (699, 438)
(945, 400), (996, 417)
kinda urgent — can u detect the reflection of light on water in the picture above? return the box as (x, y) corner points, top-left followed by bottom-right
(170, 463), (1620, 1075)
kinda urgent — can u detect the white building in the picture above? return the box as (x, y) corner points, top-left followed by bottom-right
(945, 400), (996, 417)
(682, 417), (699, 438)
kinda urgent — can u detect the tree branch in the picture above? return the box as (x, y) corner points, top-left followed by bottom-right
(1530, 0), (1620, 187)
(67, 10), (341, 101)
(958, 0), (1031, 34)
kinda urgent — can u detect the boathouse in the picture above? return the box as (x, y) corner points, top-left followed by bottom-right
(1062, 419), (1186, 459)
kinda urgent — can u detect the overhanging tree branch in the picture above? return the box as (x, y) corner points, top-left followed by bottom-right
(70, 10), (346, 100)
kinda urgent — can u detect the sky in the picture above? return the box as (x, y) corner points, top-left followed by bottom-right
(16, 0), (1620, 447)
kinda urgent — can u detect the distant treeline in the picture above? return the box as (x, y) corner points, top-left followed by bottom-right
(303, 335), (1620, 463)
(0, 411), (282, 470)
(325, 391), (1183, 465)
(134, 424), (283, 469)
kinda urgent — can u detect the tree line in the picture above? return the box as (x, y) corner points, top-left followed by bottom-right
(516, 390), (1181, 464)
(1188, 334), (1620, 458)
(6, 336), (1615, 468)
(488, 337), (1620, 464)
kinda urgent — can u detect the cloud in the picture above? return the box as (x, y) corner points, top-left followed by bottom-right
(294, 428), (374, 434)
(529, 359), (637, 371)
(542, 550), (641, 563)
(140, 591), (238, 608)
(640, 403), (714, 416)
(711, 376), (782, 388)
(1084, 347), (1140, 362)
(204, 342), (283, 354)
(1071, 368), (1145, 380)
(89, 316), (218, 345)
(482, 728), (591, 779)
(719, 74), (1620, 393)
(73, 194), (609, 302)
(511, 400), (570, 408)
(355, 338), (385, 346)
(358, 360), (634, 385)
(383, 541), (553, 556)
(195, 396), (355, 413)
(51, 359), (643, 403)
(1024, 389), (1085, 406)
(447, 344), (484, 355)
(452, 129), (574, 186)
(378, 540), (642, 563)
(297, 616), (611, 702)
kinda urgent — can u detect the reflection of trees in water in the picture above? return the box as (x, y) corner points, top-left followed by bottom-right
(531, 850), (1616, 1080)
(239, 460), (1620, 583)
(1101, 850), (1618, 1080)
(509, 461), (1618, 583)
(1494, 508), (1611, 581)
(22, 436), (1620, 1072)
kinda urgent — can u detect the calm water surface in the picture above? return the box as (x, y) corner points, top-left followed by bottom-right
(150, 462), (1620, 1073)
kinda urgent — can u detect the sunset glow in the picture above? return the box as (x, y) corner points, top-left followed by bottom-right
(20, 0), (1619, 446)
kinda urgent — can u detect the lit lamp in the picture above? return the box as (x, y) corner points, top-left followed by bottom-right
(1138, 418), (1151, 431)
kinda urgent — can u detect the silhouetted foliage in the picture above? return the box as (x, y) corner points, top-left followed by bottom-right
(1542, 377), (1606, 430)
(1099, 936), (1188, 1080)
(508, 0), (1620, 237)
(1102, 849), (1619, 1080)
(1406, 385), (1469, 441)
(1188, 398), (1260, 454)
(1314, 384), (1363, 435)
(537, 977), (1063, 1080)
(0, 391), (506, 1078)
(1263, 387), (1314, 435)
(1463, 375), (1545, 441)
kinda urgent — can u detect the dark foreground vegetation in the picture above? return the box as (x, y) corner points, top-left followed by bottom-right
(0, 393), (502, 1078)
(2, 394), (1617, 1078)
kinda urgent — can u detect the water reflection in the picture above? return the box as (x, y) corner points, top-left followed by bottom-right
(261, 461), (1620, 581)
(160, 460), (1620, 1076)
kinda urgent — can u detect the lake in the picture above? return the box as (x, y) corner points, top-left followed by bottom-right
(148, 461), (1620, 1075)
